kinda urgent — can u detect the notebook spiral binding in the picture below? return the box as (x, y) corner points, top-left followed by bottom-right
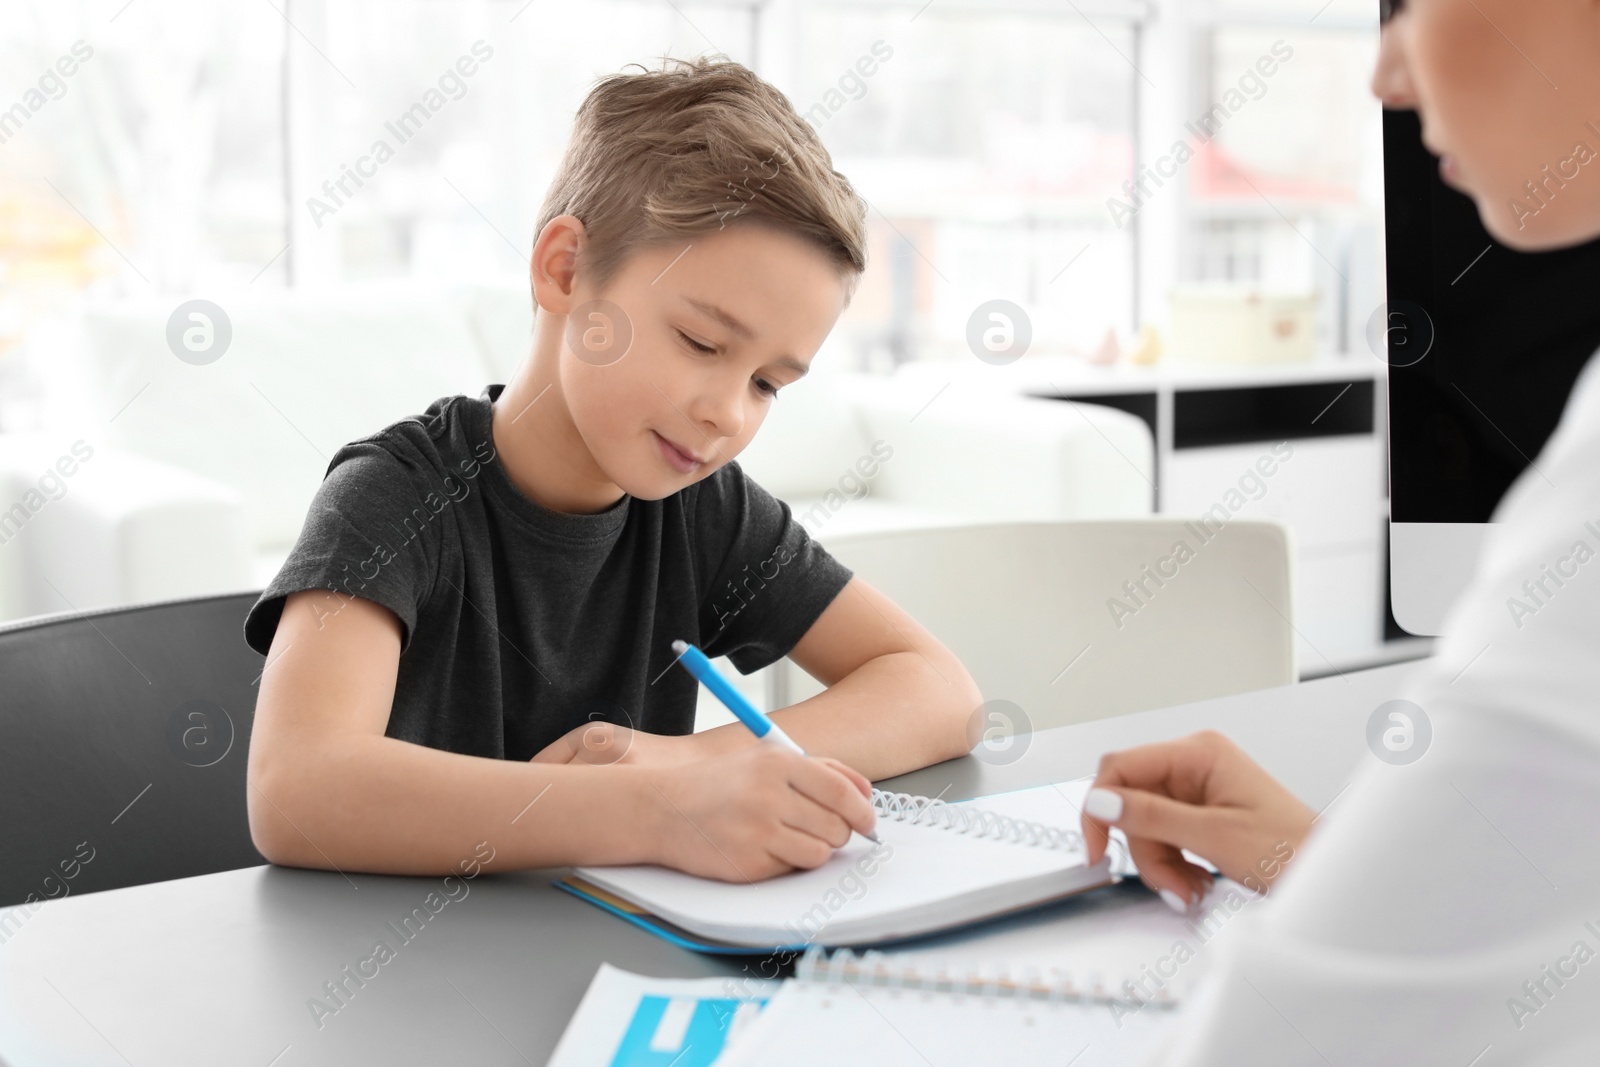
(870, 788), (1086, 853)
(795, 942), (1178, 1010)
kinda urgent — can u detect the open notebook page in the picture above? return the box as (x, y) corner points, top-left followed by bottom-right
(715, 976), (1178, 1067)
(570, 798), (1113, 948)
(803, 875), (1260, 1011)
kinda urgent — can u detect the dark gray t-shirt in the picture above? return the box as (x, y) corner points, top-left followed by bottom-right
(243, 383), (853, 762)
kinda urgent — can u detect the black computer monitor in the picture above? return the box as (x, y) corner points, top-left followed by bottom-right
(1382, 107), (1600, 633)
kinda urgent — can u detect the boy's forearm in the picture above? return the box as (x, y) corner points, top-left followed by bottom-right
(248, 736), (663, 876)
(697, 650), (977, 780)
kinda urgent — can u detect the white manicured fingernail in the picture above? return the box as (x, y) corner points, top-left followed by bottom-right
(1084, 788), (1123, 822)
(1159, 888), (1190, 915)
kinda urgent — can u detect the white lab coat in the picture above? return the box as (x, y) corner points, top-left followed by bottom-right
(1157, 350), (1600, 1064)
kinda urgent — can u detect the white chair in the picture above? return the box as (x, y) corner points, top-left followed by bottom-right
(768, 519), (1296, 731)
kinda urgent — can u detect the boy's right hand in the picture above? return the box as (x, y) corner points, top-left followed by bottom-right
(641, 745), (878, 882)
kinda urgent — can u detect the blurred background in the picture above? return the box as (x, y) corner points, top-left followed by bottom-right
(0, 0), (1418, 710)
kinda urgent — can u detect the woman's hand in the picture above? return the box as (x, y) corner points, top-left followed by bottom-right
(528, 720), (708, 768)
(642, 745), (878, 882)
(1080, 730), (1315, 912)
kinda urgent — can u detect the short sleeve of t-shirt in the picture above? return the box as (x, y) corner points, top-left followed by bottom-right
(244, 439), (445, 657)
(692, 461), (854, 674)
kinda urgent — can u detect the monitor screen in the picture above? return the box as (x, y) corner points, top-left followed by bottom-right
(1383, 106), (1600, 634)
(1384, 108), (1600, 523)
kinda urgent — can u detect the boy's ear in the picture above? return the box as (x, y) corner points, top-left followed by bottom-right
(530, 213), (585, 316)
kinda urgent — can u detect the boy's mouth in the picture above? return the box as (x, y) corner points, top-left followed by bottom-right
(652, 430), (704, 473)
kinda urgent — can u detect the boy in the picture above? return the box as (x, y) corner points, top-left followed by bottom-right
(243, 57), (979, 884)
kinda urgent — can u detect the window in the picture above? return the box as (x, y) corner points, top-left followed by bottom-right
(1182, 4), (1385, 353)
(2, 0), (1380, 379)
(791, 0), (1143, 367)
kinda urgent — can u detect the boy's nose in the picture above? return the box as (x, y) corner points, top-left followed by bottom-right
(685, 385), (745, 443)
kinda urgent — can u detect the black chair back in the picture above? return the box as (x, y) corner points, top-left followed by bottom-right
(0, 592), (266, 909)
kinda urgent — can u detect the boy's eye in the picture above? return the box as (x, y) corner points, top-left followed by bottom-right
(676, 330), (716, 354)
(677, 328), (779, 397)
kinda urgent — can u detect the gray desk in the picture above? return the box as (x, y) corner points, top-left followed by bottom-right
(0, 661), (1421, 1066)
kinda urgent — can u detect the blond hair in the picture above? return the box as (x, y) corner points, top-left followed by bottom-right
(534, 55), (868, 308)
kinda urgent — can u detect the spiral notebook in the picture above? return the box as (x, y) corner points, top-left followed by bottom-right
(556, 785), (1121, 952)
(714, 952), (1178, 1067)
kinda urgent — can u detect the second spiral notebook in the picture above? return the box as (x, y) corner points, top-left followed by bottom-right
(554, 786), (1119, 952)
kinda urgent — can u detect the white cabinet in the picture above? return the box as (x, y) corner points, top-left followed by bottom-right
(893, 355), (1401, 676)
(1165, 436), (1385, 666)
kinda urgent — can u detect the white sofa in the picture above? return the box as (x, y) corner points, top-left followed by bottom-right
(0, 284), (1154, 623)
(735, 364), (1154, 540)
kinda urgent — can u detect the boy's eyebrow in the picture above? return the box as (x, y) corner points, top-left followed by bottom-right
(684, 297), (754, 339)
(682, 297), (810, 377)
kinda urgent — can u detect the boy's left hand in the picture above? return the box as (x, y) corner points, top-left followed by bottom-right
(529, 721), (708, 768)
